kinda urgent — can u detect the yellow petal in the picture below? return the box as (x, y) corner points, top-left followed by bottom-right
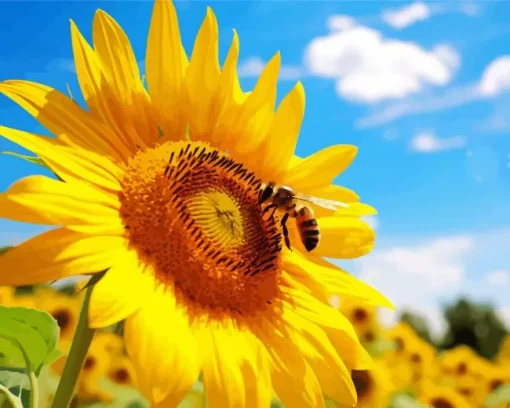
(124, 284), (200, 404)
(0, 175), (123, 234)
(70, 20), (134, 161)
(92, 10), (154, 149)
(280, 285), (367, 370)
(259, 81), (305, 180)
(334, 202), (377, 217)
(184, 8), (221, 142)
(285, 145), (358, 190)
(226, 53), (280, 155)
(197, 320), (263, 407)
(0, 126), (124, 192)
(282, 308), (356, 406)
(89, 250), (155, 328)
(255, 319), (324, 408)
(284, 252), (394, 309)
(0, 228), (125, 286)
(146, 0), (188, 141)
(0, 80), (125, 161)
(210, 30), (245, 145)
(314, 215), (375, 259)
(304, 182), (359, 204)
(325, 325), (373, 371)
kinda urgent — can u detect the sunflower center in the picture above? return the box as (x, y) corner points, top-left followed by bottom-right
(352, 307), (369, 323)
(52, 309), (71, 332)
(120, 141), (282, 316)
(490, 379), (503, 392)
(351, 370), (372, 400)
(456, 362), (467, 375)
(112, 368), (130, 384)
(430, 397), (454, 408)
(83, 356), (96, 371)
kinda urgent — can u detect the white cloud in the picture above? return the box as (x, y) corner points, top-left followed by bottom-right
(487, 270), (510, 286)
(476, 110), (510, 133)
(345, 228), (510, 341)
(357, 236), (474, 340)
(360, 236), (473, 302)
(497, 306), (510, 329)
(461, 3), (481, 16)
(327, 15), (356, 32)
(356, 83), (479, 128)
(304, 20), (459, 103)
(478, 56), (510, 97)
(237, 57), (303, 81)
(357, 55), (510, 128)
(378, 306), (447, 340)
(410, 131), (466, 153)
(381, 2), (431, 29)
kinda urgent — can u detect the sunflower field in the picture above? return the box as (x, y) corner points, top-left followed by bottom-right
(0, 283), (509, 408)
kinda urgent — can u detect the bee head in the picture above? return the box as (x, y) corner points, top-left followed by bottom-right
(274, 186), (294, 206)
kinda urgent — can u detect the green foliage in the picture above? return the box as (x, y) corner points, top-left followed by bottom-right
(0, 305), (60, 375)
(388, 393), (426, 408)
(364, 338), (397, 357)
(399, 311), (434, 345)
(1, 152), (50, 171)
(82, 378), (150, 408)
(485, 384), (510, 407)
(0, 247), (11, 256)
(440, 298), (508, 359)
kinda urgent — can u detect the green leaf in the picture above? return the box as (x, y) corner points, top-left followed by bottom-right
(485, 384), (510, 407)
(42, 349), (61, 366)
(0, 306), (60, 375)
(0, 247), (12, 256)
(1, 152), (50, 171)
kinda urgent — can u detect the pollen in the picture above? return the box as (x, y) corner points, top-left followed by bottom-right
(119, 141), (283, 316)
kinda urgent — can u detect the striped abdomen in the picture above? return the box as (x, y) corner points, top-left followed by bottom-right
(295, 206), (320, 252)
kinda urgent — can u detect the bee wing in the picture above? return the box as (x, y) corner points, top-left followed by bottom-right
(292, 193), (350, 210)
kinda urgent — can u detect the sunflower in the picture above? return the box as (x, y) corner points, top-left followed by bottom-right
(107, 355), (137, 387)
(349, 361), (394, 408)
(92, 331), (126, 357)
(418, 382), (472, 408)
(0, 0), (391, 406)
(31, 286), (82, 347)
(0, 285), (15, 305)
(496, 335), (510, 366)
(405, 336), (439, 389)
(385, 322), (418, 356)
(339, 298), (381, 344)
(438, 345), (489, 381)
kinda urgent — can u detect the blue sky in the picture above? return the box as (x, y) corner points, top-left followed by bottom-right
(0, 0), (509, 336)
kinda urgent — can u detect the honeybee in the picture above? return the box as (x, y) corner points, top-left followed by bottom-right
(258, 181), (349, 252)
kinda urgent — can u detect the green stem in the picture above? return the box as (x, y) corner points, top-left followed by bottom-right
(50, 285), (96, 408)
(0, 384), (22, 408)
(28, 372), (38, 408)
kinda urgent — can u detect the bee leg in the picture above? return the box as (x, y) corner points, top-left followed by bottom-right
(262, 203), (277, 215)
(281, 212), (292, 251)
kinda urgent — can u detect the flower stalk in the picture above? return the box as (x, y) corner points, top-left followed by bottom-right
(50, 284), (95, 408)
